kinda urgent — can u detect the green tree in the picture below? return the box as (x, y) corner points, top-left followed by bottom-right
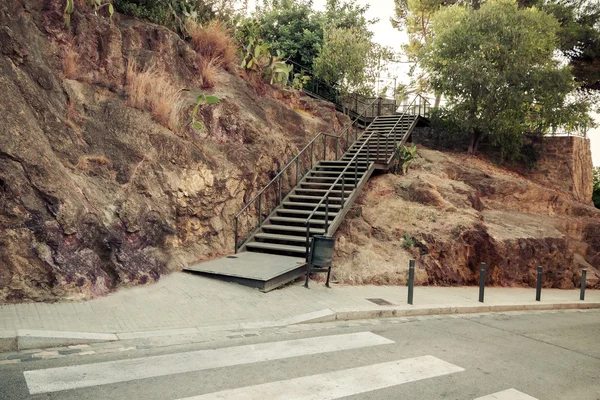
(256, 0), (325, 67)
(313, 26), (372, 97)
(324, 0), (378, 35)
(420, 0), (593, 159)
(543, 0), (600, 91)
(391, 0), (459, 107)
(593, 167), (600, 208)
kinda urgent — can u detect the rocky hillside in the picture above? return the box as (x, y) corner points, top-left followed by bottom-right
(334, 145), (600, 289)
(1, 1), (598, 303)
(0, 0), (347, 302)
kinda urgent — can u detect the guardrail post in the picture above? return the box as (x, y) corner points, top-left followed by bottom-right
(355, 124), (358, 142)
(258, 193), (262, 227)
(324, 196), (329, 234)
(377, 97), (381, 116)
(536, 266), (542, 301)
(323, 135), (327, 160)
(580, 269), (587, 301)
(341, 176), (345, 208)
(296, 158), (299, 185)
(234, 217), (238, 254)
(479, 262), (486, 303)
(278, 175), (282, 206)
(377, 133), (380, 162)
(335, 137), (339, 160)
(408, 260), (415, 305)
(305, 222), (310, 263)
(310, 141), (314, 169)
(354, 157), (358, 188)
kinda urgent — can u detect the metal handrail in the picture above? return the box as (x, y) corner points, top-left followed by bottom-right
(303, 94), (432, 260)
(234, 97), (380, 253)
(382, 94), (431, 165)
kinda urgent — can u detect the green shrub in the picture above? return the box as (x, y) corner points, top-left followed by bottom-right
(392, 143), (418, 175)
(113, 0), (236, 34)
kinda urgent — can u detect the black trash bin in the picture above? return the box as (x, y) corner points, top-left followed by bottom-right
(304, 235), (335, 288)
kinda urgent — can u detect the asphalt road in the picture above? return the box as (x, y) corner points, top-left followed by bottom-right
(1, 310), (599, 400)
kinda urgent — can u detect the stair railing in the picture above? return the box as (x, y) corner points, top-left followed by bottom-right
(382, 94), (432, 165)
(304, 94), (433, 261)
(303, 127), (382, 260)
(234, 98), (380, 253)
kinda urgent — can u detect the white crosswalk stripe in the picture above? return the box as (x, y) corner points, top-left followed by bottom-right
(474, 389), (539, 400)
(174, 355), (464, 400)
(24, 331), (393, 395)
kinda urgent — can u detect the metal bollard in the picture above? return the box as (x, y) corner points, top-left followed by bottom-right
(479, 263), (486, 303)
(536, 266), (542, 301)
(408, 260), (415, 305)
(580, 269), (587, 301)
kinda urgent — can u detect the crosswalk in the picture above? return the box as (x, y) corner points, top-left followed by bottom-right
(22, 331), (541, 399)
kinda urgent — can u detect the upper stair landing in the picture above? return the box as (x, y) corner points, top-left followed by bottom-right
(185, 95), (431, 291)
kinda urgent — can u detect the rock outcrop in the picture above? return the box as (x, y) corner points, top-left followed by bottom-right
(333, 148), (600, 289)
(525, 136), (594, 203)
(0, 0), (347, 302)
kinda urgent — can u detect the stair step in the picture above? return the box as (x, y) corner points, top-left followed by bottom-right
(262, 224), (326, 234)
(277, 209), (338, 217)
(304, 177), (360, 183)
(270, 216), (328, 225)
(246, 242), (307, 255)
(282, 201), (342, 209)
(294, 188), (353, 195)
(254, 233), (308, 243)
(310, 169), (366, 174)
(289, 195), (344, 202)
(300, 182), (355, 189)
(318, 161), (370, 165)
(315, 165), (369, 170)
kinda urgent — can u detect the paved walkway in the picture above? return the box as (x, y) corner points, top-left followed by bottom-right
(0, 272), (598, 334)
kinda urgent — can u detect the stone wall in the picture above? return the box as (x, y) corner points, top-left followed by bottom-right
(528, 136), (594, 203)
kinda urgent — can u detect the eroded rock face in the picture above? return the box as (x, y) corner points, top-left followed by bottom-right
(0, 0), (347, 302)
(525, 136), (594, 203)
(334, 149), (600, 289)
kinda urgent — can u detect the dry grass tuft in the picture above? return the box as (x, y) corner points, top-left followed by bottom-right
(125, 60), (183, 131)
(199, 57), (219, 89)
(63, 47), (79, 79)
(186, 19), (237, 72)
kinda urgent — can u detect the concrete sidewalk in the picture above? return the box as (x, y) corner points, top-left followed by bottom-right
(1, 272), (598, 350)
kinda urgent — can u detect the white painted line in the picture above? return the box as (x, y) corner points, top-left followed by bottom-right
(176, 355), (464, 400)
(474, 388), (539, 400)
(25, 331), (393, 395)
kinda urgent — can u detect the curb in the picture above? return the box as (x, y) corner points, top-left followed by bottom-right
(297, 302), (600, 324)
(0, 330), (118, 352)
(1, 302), (598, 353)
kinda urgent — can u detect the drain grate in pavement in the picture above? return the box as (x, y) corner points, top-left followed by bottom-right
(366, 298), (395, 306)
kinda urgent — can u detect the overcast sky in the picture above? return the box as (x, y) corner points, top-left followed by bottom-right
(244, 0), (600, 166)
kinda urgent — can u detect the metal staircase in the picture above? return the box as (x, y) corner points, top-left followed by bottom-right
(235, 95), (431, 263)
(186, 95), (431, 291)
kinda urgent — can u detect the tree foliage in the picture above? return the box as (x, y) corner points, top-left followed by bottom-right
(113, 0), (237, 34)
(256, 0), (324, 67)
(420, 0), (593, 160)
(313, 26), (371, 96)
(593, 166), (600, 208)
(543, 0), (600, 91)
(255, 0), (390, 94)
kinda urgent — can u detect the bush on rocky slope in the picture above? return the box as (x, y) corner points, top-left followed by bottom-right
(0, 0), (347, 302)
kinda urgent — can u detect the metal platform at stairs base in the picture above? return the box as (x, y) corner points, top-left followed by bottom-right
(184, 252), (307, 292)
